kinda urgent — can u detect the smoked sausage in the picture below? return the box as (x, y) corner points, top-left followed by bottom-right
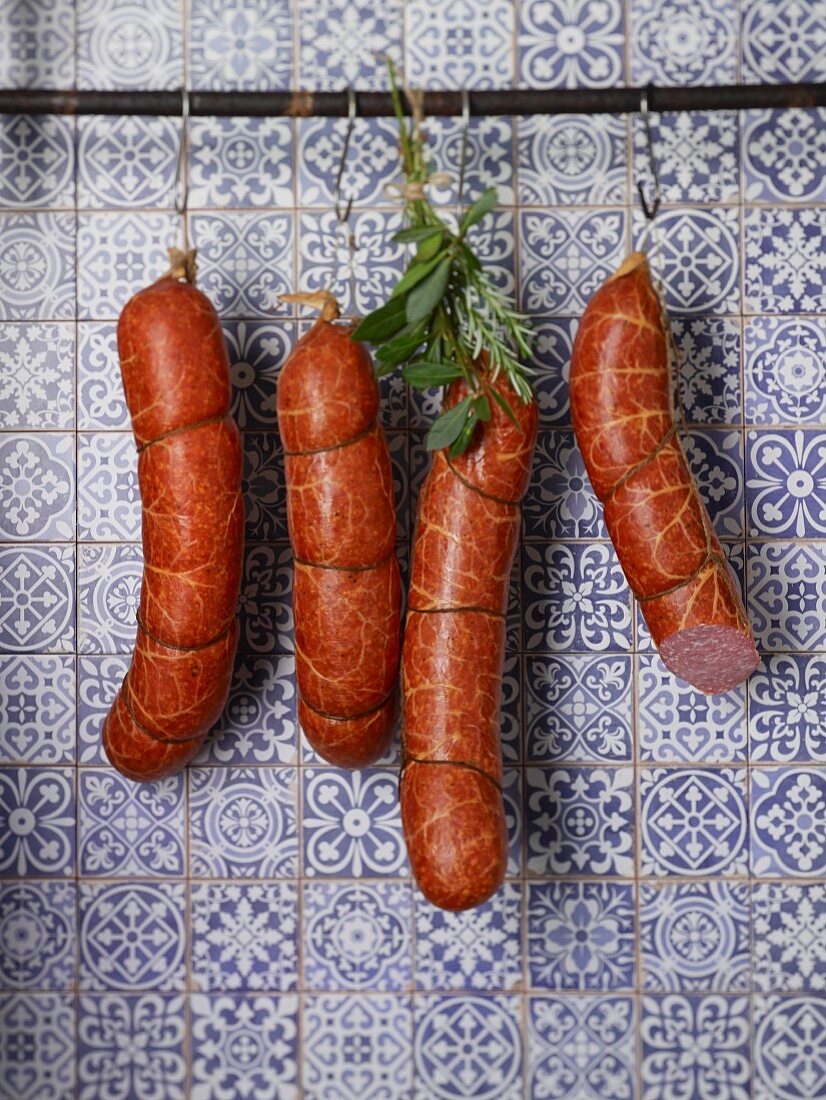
(401, 370), (538, 910)
(570, 252), (758, 693)
(102, 251), (244, 781)
(277, 293), (401, 767)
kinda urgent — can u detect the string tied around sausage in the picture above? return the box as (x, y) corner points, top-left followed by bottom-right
(398, 744), (503, 796)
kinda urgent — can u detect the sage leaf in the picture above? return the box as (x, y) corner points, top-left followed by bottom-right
(459, 187), (498, 236)
(393, 225), (445, 244)
(390, 251), (447, 300)
(449, 409), (480, 457)
(416, 232), (445, 263)
(426, 394), (473, 451)
(488, 384), (520, 426)
(403, 361), (463, 389)
(473, 392), (491, 421)
(375, 320), (429, 365)
(406, 257), (452, 325)
(353, 296), (408, 344)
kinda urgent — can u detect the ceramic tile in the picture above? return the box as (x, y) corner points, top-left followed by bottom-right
(751, 768), (826, 878)
(0, 994), (75, 1099)
(632, 110), (739, 204)
(77, 432), (140, 542)
(77, 655), (128, 765)
(523, 429), (606, 540)
(305, 993), (411, 1098)
(77, 543), (141, 654)
(671, 316), (742, 426)
(0, 115), (74, 209)
(744, 206), (826, 314)
(741, 0), (826, 83)
(237, 544), (294, 654)
(297, 0), (403, 89)
(406, 0), (515, 89)
(749, 655), (826, 763)
(0, 433), (74, 542)
(528, 317), (577, 428)
(0, 767), (75, 878)
(518, 114), (627, 206)
(77, 0), (183, 90)
(222, 320), (294, 430)
(189, 0), (293, 91)
(0, 323), (75, 430)
(631, 0), (737, 85)
(0, 213), (75, 320)
(191, 210), (294, 318)
(743, 109), (826, 202)
(0, 655), (74, 764)
(748, 541), (826, 652)
(0, 545), (75, 653)
(77, 322), (128, 430)
(752, 884), (826, 993)
(0, 882), (75, 990)
(518, 0), (624, 89)
(77, 212), (178, 320)
(747, 428), (826, 539)
(77, 115), (178, 208)
(753, 995), (826, 1100)
(744, 317), (826, 425)
(190, 117), (294, 209)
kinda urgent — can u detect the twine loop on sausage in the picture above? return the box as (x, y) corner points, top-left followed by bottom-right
(280, 290), (341, 324)
(120, 678), (205, 745)
(135, 611), (234, 653)
(398, 744), (503, 795)
(165, 247), (198, 284)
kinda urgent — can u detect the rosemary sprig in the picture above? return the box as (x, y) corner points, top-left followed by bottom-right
(352, 59), (534, 455)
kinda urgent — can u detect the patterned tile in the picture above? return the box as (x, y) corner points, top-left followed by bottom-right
(0, 655), (74, 764)
(671, 316), (742, 426)
(191, 211), (293, 318)
(527, 995), (635, 1100)
(306, 993), (411, 1099)
(223, 320), (293, 431)
(191, 882), (298, 993)
(503, 769), (524, 879)
(0, 212), (75, 320)
(0, 768), (74, 878)
(304, 881), (411, 992)
(238, 544), (293, 654)
(406, 0), (515, 89)
(527, 882), (634, 991)
(748, 542), (826, 652)
(191, 994), (299, 1099)
(0, 433), (74, 542)
(242, 433), (285, 542)
(745, 317), (826, 426)
(78, 770), (185, 877)
(298, 0), (402, 89)
(189, 767), (298, 879)
(414, 994), (521, 1100)
(631, 0), (737, 85)
(637, 655), (748, 763)
(518, 114), (627, 206)
(525, 766), (634, 876)
(750, 655), (826, 763)
(0, 116), (74, 208)
(518, 0), (624, 88)
(0, 1), (75, 89)
(641, 995), (750, 1100)
(77, 115), (178, 208)
(640, 882), (750, 992)
(639, 768), (749, 877)
(523, 429), (606, 540)
(743, 109), (826, 202)
(297, 116), (398, 208)
(79, 881), (186, 991)
(522, 542), (632, 653)
(77, 432), (139, 542)
(684, 428), (744, 538)
(77, 212), (178, 320)
(752, 768), (826, 878)
(190, 118), (294, 208)
(0, 323), (74, 430)
(0, 882), (75, 990)
(421, 116), (517, 208)
(416, 884), (521, 992)
(0, 545), (75, 653)
(302, 769), (407, 878)
(77, 655), (128, 765)
(742, 0), (826, 83)
(77, 322), (127, 430)
(189, 0), (293, 91)
(77, 543), (141, 654)
(77, 0), (183, 90)
(744, 206), (826, 314)
(0, 994), (74, 1100)
(747, 429), (826, 539)
(633, 110), (739, 204)
(754, 995), (826, 1100)
(753, 884), (826, 993)
(528, 317), (577, 428)
(525, 655), (632, 763)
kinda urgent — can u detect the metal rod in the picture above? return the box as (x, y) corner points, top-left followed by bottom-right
(0, 83), (823, 117)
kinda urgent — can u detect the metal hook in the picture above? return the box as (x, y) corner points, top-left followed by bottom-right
(333, 87), (357, 223)
(173, 87), (189, 217)
(637, 83), (661, 222)
(456, 89), (471, 217)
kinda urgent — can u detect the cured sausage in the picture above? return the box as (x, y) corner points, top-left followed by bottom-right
(401, 371), (537, 910)
(102, 250), (245, 781)
(570, 251), (758, 694)
(277, 293), (401, 767)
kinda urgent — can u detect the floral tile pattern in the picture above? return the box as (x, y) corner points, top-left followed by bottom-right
(0, 882), (75, 990)
(747, 429), (826, 539)
(77, 116), (178, 208)
(524, 429), (606, 540)
(751, 768), (826, 878)
(671, 316), (742, 426)
(77, 0), (183, 89)
(743, 108), (826, 202)
(77, 212), (178, 319)
(406, 0), (515, 89)
(744, 206), (826, 314)
(753, 884), (826, 993)
(0, 116), (74, 209)
(306, 994), (410, 1099)
(518, 0), (625, 89)
(0, 433), (74, 541)
(0, 767), (75, 878)
(741, 0), (826, 83)
(77, 655), (128, 765)
(190, 118), (294, 209)
(0, 0), (75, 89)
(189, 0), (293, 91)
(749, 655), (826, 763)
(518, 114), (627, 206)
(0, 213), (75, 320)
(0, 993), (75, 1100)
(77, 543), (141, 653)
(0, 323), (75, 430)
(298, 0), (402, 89)
(753, 995), (826, 1100)
(0, 655), (75, 764)
(77, 432), (139, 542)
(631, 0), (737, 85)
(744, 317), (826, 425)
(633, 110), (739, 204)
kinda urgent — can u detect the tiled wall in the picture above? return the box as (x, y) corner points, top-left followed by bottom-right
(0, 1), (825, 1097)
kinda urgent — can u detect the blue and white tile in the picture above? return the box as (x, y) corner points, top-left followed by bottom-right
(631, 0), (737, 85)
(223, 321), (293, 430)
(0, 994), (74, 1100)
(0, 1), (75, 89)
(189, 766), (298, 878)
(77, 115), (178, 208)
(416, 884), (521, 992)
(191, 882), (298, 993)
(305, 994), (411, 1099)
(191, 211), (293, 318)
(77, 212), (178, 320)
(419, 116), (516, 208)
(304, 881), (411, 992)
(0, 655), (74, 764)
(742, 0), (826, 83)
(527, 881), (635, 991)
(0, 882), (75, 990)
(525, 655), (632, 763)
(190, 118), (294, 208)
(639, 768), (749, 877)
(671, 316), (742, 426)
(238, 544), (293, 653)
(743, 108), (826, 202)
(77, 994), (185, 1100)
(752, 768), (826, 878)
(302, 769), (406, 878)
(77, 322), (128, 430)
(753, 884), (826, 993)
(684, 429), (744, 537)
(525, 766), (634, 876)
(0, 115), (74, 208)
(414, 994), (521, 1100)
(523, 430), (606, 540)
(78, 770), (185, 877)
(77, 0), (183, 90)
(0, 767), (74, 878)
(518, 114), (627, 206)
(499, 655), (521, 765)
(518, 0), (624, 89)
(0, 545), (75, 653)
(748, 541), (826, 652)
(189, 0), (293, 91)
(79, 881), (186, 991)
(641, 995), (750, 1100)
(0, 434), (74, 541)
(754, 995), (826, 1100)
(640, 882), (750, 992)
(633, 207), (741, 314)
(77, 655), (128, 765)
(297, 117), (398, 208)
(750, 655), (826, 763)
(0, 322), (75, 430)
(191, 994), (299, 1099)
(503, 769), (523, 878)
(528, 995), (635, 1100)
(406, 0), (515, 89)
(243, 433), (285, 541)
(638, 655), (747, 763)
(744, 206), (826, 314)
(519, 209), (626, 315)
(298, 0), (402, 89)
(522, 542), (632, 653)
(633, 110), (739, 203)
(467, 207), (515, 296)
(77, 433), (140, 542)
(745, 317), (826, 426)
(77, 543), (141, 653)
(529, 318), (577, 428)
(0, 213), (74, 320)
(747, 429), (826, 539)
(196, 654), (297, 765)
